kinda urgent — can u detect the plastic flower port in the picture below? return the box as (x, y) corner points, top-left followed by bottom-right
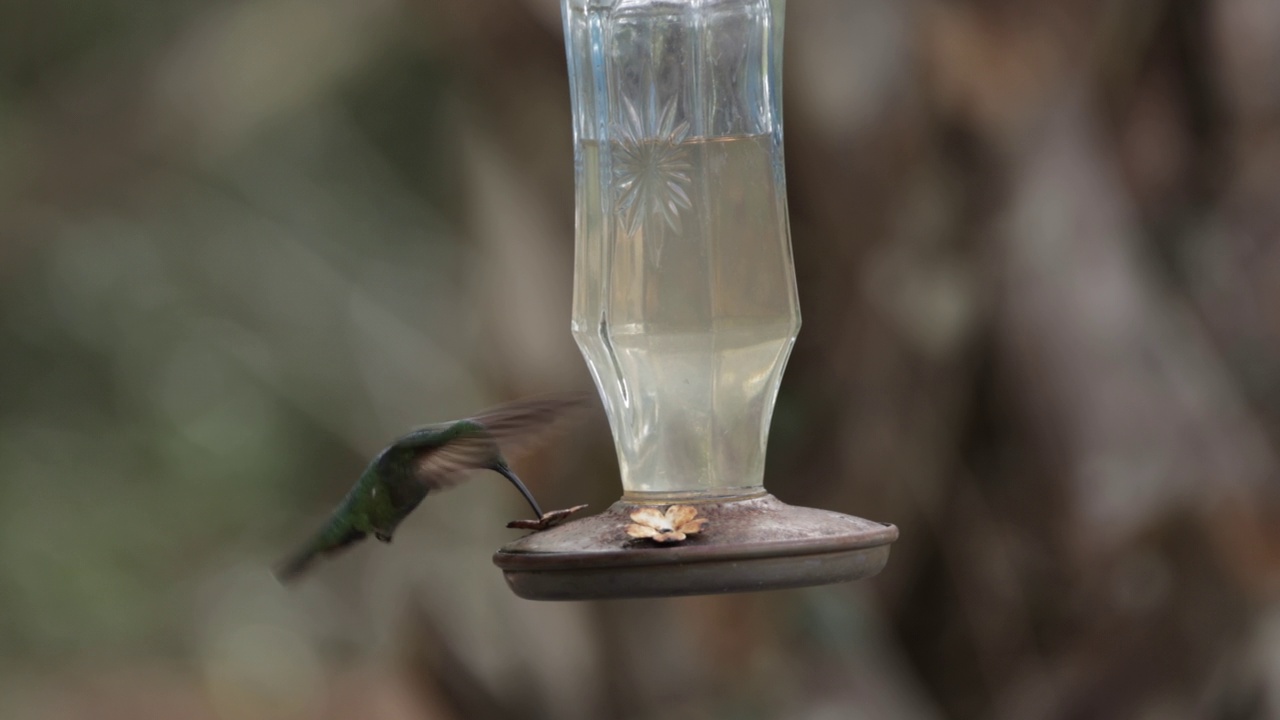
(507, 504), (589, 531)
(626, 505), (707, 544)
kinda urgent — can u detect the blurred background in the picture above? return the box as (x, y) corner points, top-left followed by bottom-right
(3, 0), (1280, 718)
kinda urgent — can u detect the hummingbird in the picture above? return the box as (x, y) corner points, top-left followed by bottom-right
(275, 393), (590, 583)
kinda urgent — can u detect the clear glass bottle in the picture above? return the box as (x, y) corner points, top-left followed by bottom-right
(563, 0), (800, 500)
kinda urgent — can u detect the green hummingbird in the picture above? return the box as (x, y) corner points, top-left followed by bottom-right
(275, 393), (589, 582)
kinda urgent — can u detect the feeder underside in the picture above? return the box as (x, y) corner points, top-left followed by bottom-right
(493, 494), (898, 600)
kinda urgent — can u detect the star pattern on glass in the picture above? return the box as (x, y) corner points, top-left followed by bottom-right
(612, 94), (693, 237)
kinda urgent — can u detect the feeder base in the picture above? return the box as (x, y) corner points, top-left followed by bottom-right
(493, 494), (897, 600)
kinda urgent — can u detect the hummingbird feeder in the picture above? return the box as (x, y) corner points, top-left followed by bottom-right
(493, 0), (897, 599)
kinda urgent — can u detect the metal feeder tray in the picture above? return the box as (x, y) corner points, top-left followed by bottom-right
(494, 493), (897, 601)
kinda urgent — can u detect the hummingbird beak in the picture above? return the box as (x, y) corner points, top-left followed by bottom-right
(493, 464), (545, 518)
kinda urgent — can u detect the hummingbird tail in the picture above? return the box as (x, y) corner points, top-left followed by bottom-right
(273, 527), (367, 584)
(493, 463), (545, 517)
(274, 545), (319, 584)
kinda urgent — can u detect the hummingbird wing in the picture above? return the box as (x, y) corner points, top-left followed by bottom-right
(397, 392), (594, 490)
(403, 435), (496, 489)
(467, 391), (594, 460)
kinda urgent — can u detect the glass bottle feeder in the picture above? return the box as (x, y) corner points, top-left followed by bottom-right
(493, 0), (897, 599)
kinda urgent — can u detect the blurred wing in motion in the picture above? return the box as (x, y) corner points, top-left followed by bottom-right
(468, 391), (595, 460)
(407, 435), (499, 490)
(399, 392), (596, 490)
